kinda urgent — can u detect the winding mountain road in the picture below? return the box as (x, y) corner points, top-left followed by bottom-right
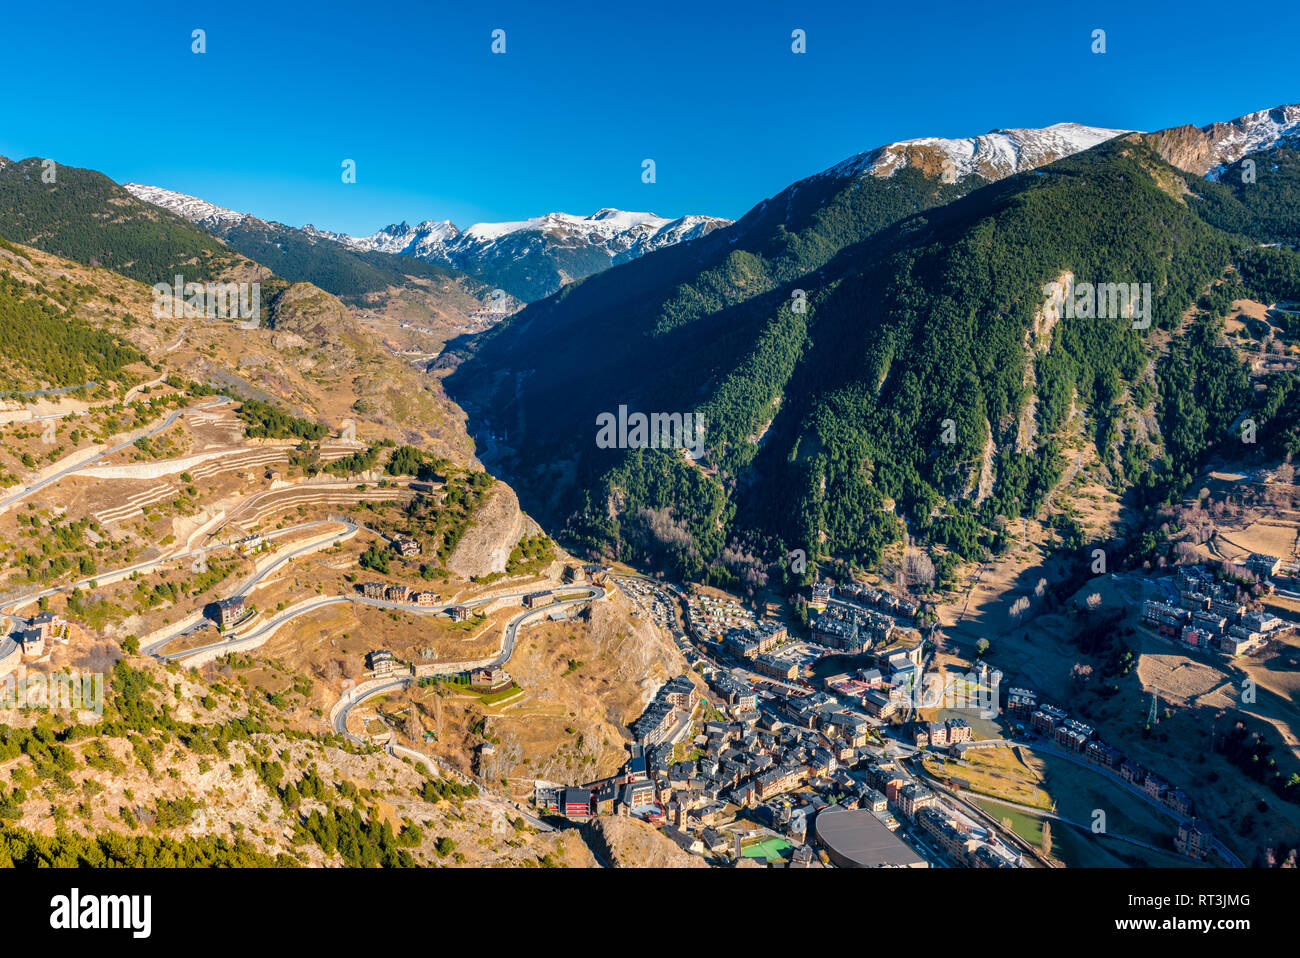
(0, 396), (230, 513)
(2, 518), (352, 621)
(161, 583), (606, 665)
(326, 586), (605, 734)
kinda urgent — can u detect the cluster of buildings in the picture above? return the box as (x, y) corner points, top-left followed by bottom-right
(629, 674), (696, 744)
(811, 603), (893, 652)
(359, 582), (439, 606)
(833, 581), (922, 620)
(808, 582), (921, 654)
(855, 761), (1019, 867)
(534, 745), (659, 823)
(1006, 685), (1209, 858)
(916, 805), (1019, 868)
(822, 645), (933, 719)
(649, 709), (850, 839)
(681, 588), (820, 684)
(908, 717), (973, 749)
(722, 622), (806, 681)
(1141, 564), (1296, 656)
(722, 620), (785, 659)
(537, 561), (1255, 867)
(644, 670), (879, 824)
(684, 592), (756, 642)
(536, 570), (1024, 866)
(539, 666), (886, 852)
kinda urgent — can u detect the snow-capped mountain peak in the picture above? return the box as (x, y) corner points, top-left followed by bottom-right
(826, 122), (1132, 184)
(1135, 103), (1300, 180)
(303, 219), (462, 259)
(1208, 104), (1300, 171)
(456, 209), (672, 244)
(324, 207), (732, 298)
(122, 183), (251, 228)
(121, 177), (731, 301)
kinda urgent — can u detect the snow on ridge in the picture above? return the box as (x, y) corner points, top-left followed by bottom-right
(1205, 104), (1300, 179)
(338, 208), (729, 263)
(123, 183), (250, 226)
(123, 178), (730, 284)
(586, 208), (672, 232)
(613, 214), (731, 264)
(461, 209), (672, 244)
(822, 122), (1132, 184)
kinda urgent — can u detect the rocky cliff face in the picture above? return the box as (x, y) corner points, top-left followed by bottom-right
(1138, 104), (1300, 178)
(444, 481), (538, 578)
(584, 815), (707, 867)
(267, 282), (372, 359)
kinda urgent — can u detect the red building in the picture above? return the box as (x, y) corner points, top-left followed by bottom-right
(563, 788), (592, 820)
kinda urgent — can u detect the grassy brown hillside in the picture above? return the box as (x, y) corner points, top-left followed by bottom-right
(0, 655), (590, 868)
(0, 238), (687, 867)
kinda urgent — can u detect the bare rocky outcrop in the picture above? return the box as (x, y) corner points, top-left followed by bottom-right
(584, 816), (707, 868)
(1136, 105), (1300, 178)
(974, 419), (996, 505)
(444, 481), (538, 578)
(854, 124), (1128, 184)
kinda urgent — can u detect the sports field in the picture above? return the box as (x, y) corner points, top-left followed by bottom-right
(742, 836), (793, 860)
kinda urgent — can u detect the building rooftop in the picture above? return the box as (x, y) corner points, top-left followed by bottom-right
(814, 805), (927, 868)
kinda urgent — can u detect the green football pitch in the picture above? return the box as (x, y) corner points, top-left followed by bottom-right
(742, 836), (793, 859)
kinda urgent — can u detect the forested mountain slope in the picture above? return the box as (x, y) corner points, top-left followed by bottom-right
(0, 158), (248, 284)
(447, 119), (1300, 586)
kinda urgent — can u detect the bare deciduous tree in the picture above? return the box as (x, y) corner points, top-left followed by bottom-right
(1069, 662), (1094, 691)
(905, 550), (935, 590)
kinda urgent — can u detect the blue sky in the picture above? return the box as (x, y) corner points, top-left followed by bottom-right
(2, 0), (1296, 234)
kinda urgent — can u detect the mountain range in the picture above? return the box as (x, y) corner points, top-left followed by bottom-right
(126, 184), (731, 302)
(444, 104), (1300, 585)
(303, 208), (731, 301)
(4, 103), (1298, 595)
(1, 93), (1299, 873)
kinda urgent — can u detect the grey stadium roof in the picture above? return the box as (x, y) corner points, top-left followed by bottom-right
(814, 805), (927, 868)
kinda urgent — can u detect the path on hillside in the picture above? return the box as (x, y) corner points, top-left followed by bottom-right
(1002, 738), (1245, 867)
(0, 381), (97, 400)
(0, 518), (355, 623)
(0, 396), (230, 513)
(158, 584), (605, 664)
(328, 676), (559, 837)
